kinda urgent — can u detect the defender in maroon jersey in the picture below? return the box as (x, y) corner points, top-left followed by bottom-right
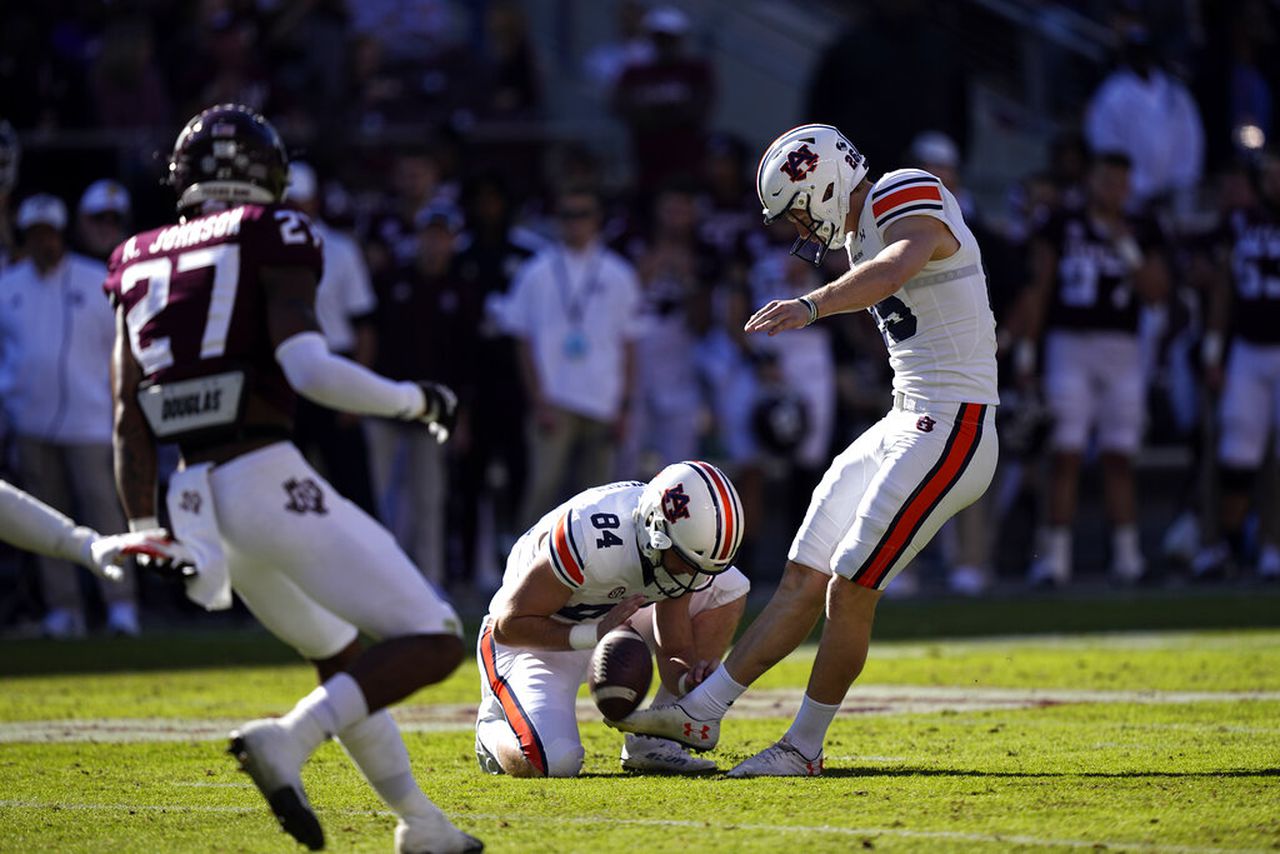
(105, 105), (482, 853)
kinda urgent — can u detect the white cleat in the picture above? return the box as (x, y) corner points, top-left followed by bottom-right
(621, 734), (716, 774)
(228, 719), (323, 851)
(726, 738), (824, 778)
(395, 813), (484, 854)
(605, 703), (719, 752)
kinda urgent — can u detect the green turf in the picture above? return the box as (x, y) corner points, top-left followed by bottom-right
(2, 624), (1278, 851)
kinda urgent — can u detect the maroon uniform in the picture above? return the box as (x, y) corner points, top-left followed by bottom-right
(103, 203), (323, 441)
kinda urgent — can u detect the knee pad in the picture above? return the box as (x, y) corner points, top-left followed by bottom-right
(1220, 466), (1256, 495)
(543, 738), (585, 778)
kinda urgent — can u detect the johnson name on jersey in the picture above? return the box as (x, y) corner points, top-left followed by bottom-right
(495, 482), (687, 625)
(846, 168), (999, 405)
(102, 203), (324, 440)
(1226, 207), (1280, 344)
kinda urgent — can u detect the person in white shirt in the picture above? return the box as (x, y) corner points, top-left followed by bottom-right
(501, 186), (642, 529)
(1085, 26), (1205, 211)
(284, 162), (379, 514)
(0, 193), (138, 637)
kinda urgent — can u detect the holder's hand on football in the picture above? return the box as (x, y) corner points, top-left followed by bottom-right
(413, 381), (458, 444)
(100, 530), (198, 582)
(677, 658), (719, 695)
(598, 594), (647, 640)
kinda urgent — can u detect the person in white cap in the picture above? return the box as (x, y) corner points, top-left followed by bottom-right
(76, 179), (132, 261)
(283, 161), (379, 514)
(0, 192), (139, 637)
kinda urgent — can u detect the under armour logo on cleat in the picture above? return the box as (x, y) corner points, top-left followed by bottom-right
(805, 758), (824, 775)
(683, 723), (711, 740)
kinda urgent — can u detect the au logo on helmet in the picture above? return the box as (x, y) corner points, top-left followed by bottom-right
(781, 144), (820, 182)
(661, 483), (691, 523)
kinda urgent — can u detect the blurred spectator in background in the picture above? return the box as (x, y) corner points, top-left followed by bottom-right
(259, 0), (349, 149)
(88, 18), (171, 132)
(0, 193), (136, 637)
(478, 2), (542, 120)
(502, 185), (642, 529)
(748, 224), (836, 532)
(583, 0), (653, 97)
(613, 5), (715, 189)
(75, 179), (131, 262)
(806, 0), (968, 178)
(176, 10), (272, 118)
(362, 147), (450, 278)
(1193, 148), (1280, 582)
(1017, 152), (1170, 587)
(1085, 24), (1205, 215)
(452, 173), (537, 584)
(285, 162), (378, 516)
(368, 204), (478, 587)
(621, 179), (718, 476)
(0, 121), (19, 272)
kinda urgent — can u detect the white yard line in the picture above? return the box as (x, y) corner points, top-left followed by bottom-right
(3, 685), (1277, 743)
(0, 799), (1266, 854)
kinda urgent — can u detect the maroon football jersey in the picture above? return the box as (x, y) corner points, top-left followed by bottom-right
(103, 203), (324, 423)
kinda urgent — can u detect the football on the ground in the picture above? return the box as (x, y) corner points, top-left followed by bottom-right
(588, 624), (653, 721)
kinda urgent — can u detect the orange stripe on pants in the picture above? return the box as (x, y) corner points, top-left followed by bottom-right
(856, 403), (985, 589)
(479, 623), (547, 775)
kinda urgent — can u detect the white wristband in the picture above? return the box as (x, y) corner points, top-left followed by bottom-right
(798, 296), (819, 326)
(129, 517), (160, 533)
(569, 623), (598, 650)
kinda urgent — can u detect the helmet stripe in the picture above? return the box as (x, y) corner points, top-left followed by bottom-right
(683, 462), (724, 563)
(689, 461), (739, 563)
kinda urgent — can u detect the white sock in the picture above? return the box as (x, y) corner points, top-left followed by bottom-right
(679, 666), (746, 720)
(1112, 525), (1143, 567)
(337, 711), (441, 821)
(783, 694), (839, 760)
(1046, 526), (1071, 575)
(279, 672), (369, 755)
(650, 684), (677, 707)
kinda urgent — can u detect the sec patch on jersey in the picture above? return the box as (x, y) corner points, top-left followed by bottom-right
(588, 625), (653, 721)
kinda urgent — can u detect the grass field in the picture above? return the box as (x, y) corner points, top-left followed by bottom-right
(2, 591), (1278, 853)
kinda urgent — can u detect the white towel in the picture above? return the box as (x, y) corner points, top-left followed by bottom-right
(165, 464), (232, 611)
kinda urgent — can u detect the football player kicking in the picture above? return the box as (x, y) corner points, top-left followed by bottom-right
(0, 478), (183, 583)
(104, 105), (479, 853)
(475, 461), (749, 777)
(610, 124), (1000, 776)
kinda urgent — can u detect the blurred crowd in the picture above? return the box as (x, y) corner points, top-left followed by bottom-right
(1, 0), (1279, 637)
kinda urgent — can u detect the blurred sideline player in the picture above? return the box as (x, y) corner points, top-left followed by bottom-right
(0, 479), (178, 584)
(1194, 148), (1280, 580)
(613, 123), (999, 776)
(104, 105), (479, 853)
(1016, 150), (1169, 586)
(476, 461), (748, 776)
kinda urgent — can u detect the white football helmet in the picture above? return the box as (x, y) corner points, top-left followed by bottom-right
(755, 123), (868, 265)
(635, 461), (744, 597)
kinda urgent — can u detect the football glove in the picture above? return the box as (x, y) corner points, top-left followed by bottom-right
(412, 381), (458, 444)
(95, 530), (198, 582)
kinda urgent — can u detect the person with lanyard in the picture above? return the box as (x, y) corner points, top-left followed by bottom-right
(500, 184), (642, 530)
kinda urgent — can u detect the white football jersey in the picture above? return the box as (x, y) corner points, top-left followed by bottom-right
(846, 168), (1000, 405)
(494, 481), (677, 624)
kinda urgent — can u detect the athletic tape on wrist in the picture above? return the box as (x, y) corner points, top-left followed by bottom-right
(569, 623), (598, 650)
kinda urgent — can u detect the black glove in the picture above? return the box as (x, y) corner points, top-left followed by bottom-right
(413, 381), (458, 444)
